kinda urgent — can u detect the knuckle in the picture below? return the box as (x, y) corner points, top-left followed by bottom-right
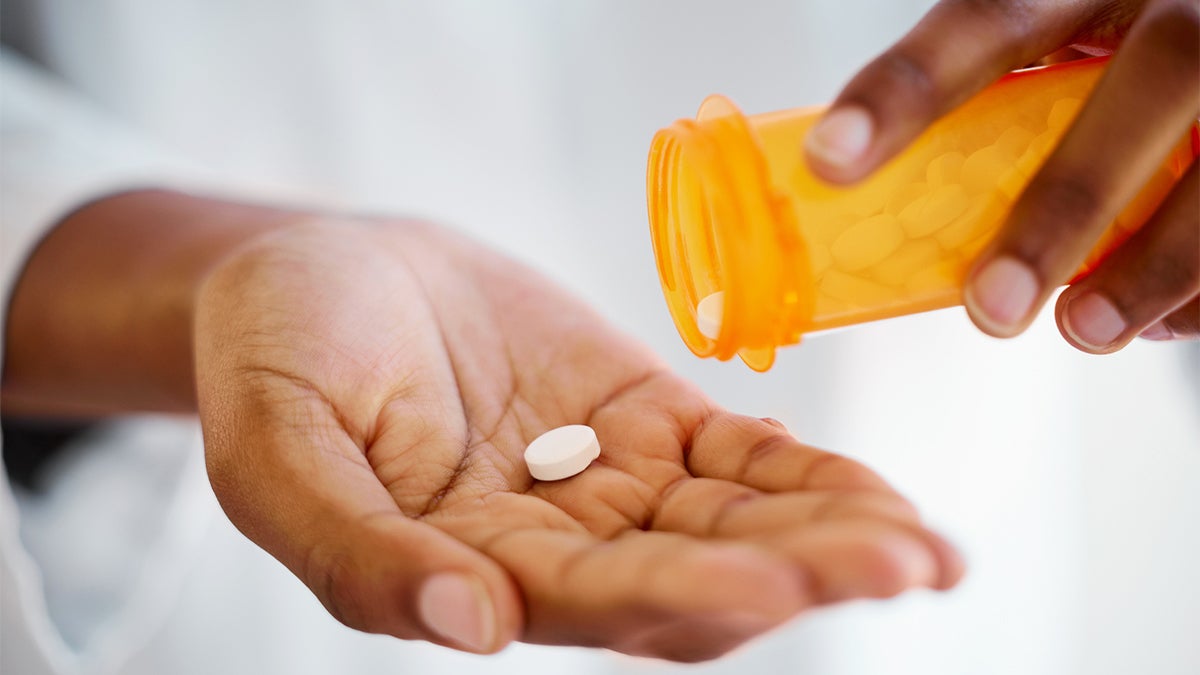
(1019, 174), (1106, 237)
(736, 432), (795, 482)
(1163, 302), (1200, 336)
(955, 0), (1038, 35)
(842, 47), (944, 124)
(938, 0), (1048, 67)
(1030, 174), (1104, 222)
(1077, 1), (1141, 40)
(1140, 248), (1200, 297)
(1004, 174), (1111, 274)
(875, 50), (940, 105)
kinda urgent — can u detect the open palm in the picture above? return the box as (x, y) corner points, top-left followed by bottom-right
(194, 218), (962, 662)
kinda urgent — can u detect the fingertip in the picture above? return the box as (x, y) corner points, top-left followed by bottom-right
(924, 529), (968, 591)
(416, 567), (524, 654)
(335, 513), (525, 653)
(418, 572), (500, 653)
(860, 530), (943, 599)
(964, 255), (1040, 338)
(804, 105), (875, 182)
(1059, 291), (1128, 354)
(473, 560), (527, 652)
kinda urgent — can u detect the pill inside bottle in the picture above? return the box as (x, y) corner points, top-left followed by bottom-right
(524, 425), (602, 481)
(696, 291), (725, 340)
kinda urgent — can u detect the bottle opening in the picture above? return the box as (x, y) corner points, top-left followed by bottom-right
(647, 95), (812, 372)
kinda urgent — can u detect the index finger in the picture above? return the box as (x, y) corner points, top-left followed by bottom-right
(804, 0), (1092, 183)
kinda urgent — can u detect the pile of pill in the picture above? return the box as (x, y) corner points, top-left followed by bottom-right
(696, 94), (1171, 338)
(796, 97), (1083, 325)
(524, 424), (601, 481)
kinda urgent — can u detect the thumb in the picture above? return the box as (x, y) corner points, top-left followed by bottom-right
(198, 381), (524, 654)
(304, 505), (524, 654)
(192, 227), (525, 653)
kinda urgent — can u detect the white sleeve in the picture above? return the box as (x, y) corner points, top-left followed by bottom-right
(0, 47), (209, 675)
(1, 47), (210, 310)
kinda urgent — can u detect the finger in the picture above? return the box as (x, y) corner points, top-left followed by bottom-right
(687, 413), (898, 494)
(440, 518), (811, 662)
(964, 2), (1200, 337)
(198, 384), (524, 653)
(1140, 296), (1200, 340)
(652, 478), (920, 536)
(657, 482), (962, 602)
(760, 520), (964, 602)
(200, 396), (525, 654)
(804, 0), (1078, 182)
(651, 479), (965, 595)
(1056, 164), (1199, 352)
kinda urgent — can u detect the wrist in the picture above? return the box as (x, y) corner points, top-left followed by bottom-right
(2, 188), (308, 416)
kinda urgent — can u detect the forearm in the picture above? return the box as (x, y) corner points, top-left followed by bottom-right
(1, 188), (304, 416)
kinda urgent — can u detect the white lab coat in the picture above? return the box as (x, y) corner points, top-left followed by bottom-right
(2, 2), (1197, 674)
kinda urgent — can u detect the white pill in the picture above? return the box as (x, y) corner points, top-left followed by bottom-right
(696, 291), (725, 340)
(524, 425), (601, 481)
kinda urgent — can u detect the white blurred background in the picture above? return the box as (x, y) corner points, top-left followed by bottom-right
(3, 1), (1197, 674)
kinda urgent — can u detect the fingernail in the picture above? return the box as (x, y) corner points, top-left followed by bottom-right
(805, 106), (873, 169)
(966, 256), (1039, 332)
(1063, 292), (1126, 349)
(418, 573), (495, 652)
(1140, 321), (1172, 341)
(760, 417), (789, 432)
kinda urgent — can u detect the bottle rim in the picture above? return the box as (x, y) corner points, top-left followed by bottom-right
(647, 95), (813, 372)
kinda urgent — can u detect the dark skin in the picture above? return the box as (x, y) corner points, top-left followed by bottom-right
(805, 0), (1199, 351)
(5, 0), (1192, 664)
(3, 191), (964, 662)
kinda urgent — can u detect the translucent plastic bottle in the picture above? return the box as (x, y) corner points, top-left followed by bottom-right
(647, 57), (1199, 371)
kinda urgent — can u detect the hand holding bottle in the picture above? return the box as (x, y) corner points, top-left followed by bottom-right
(806, 0), (1199, 351)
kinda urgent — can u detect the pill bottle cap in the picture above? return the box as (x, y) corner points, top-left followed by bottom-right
(647, 95), (810, 371)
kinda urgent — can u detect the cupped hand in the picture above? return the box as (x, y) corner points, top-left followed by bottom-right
(193, 218), (963, 662)
(805, 0), (1199, 351)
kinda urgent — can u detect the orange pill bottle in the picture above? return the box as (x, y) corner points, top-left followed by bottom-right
(647, 57), (1199, 371)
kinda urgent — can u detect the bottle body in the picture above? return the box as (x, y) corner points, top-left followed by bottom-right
(648, 57), (1198, 371)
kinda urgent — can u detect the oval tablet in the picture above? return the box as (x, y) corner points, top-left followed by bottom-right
(524, 425), (602, 481)
(925, 152), (965, 188)
(995, 126), (1035, 158)
(961, 145), (1010, 195)
(831, 213), (904, 272)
